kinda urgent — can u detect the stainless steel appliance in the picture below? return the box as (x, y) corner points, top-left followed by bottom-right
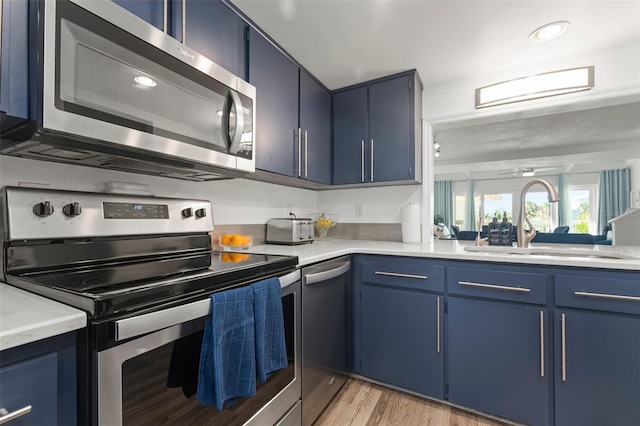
(266, 218), (315, 245)
(0, 187), (301, 426)
(301, 257), (351, 425)
(0, 0), (255, 181)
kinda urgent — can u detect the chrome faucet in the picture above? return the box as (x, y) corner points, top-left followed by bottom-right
(516, 179), (560, 248)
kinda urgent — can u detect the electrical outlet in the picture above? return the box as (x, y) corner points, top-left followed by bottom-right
(355, 204), (363, 218)
(286, 204), (294, 215)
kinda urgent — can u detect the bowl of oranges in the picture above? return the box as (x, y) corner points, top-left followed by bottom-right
(311, 213), (338, 238)
(219, 233), (253, 251)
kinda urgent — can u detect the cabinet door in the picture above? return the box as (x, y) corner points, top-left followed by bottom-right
(332, 87), (368, 185)
(359, 283), (443, 398)
(183, 0), (246, 78)
(112, 0), (165, 30)
(555, 309), (640, 426)
(248, 28), (298, 177)
(0, 353), (58, 426)
(448, 298), (550, 426)
(1, 0), (30, 128)
(299, 71), (331, 184)
(369, 76), (413, 183)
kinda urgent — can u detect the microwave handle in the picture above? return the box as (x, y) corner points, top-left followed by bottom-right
(227, 90), (245, 154)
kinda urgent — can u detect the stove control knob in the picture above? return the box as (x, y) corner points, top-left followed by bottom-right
(195, 208), (207, 218)
(182, 207), (193, 218)
(62, 202), (82, 217)
(33, 201), (54, 217)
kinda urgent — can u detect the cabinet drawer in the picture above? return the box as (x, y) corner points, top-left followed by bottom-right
(0, 353), (58, 425)
(362, 258), (444, 292)
(555, 274), (640, 315)
(448, 267), (547, 304)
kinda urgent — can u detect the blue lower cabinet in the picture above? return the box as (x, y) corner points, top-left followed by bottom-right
(0, 353), (58, 425)
(359, 283), (444, 398)
(554, 309), (640, 426)
(447, 297), (550, 425)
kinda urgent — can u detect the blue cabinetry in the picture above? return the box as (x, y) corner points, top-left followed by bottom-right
(248, 29), (331, 184)
(553, 272), (640, 426)
(355, 257), (444, 398)
(0, 332), (78, 425)
(0, 0), (30, 132)
(448, 297), (550, 425)
(112, 0), (246, 78)
(332, 71), (422, 185)
(0, 353), (58, 425)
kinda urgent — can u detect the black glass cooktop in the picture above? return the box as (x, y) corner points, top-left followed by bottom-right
(6, 251), (297, 319)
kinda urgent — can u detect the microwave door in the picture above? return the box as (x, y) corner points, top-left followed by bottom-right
(54, 6), (232, 157)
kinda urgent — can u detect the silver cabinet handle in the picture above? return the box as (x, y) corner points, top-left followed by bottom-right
(574, 291), (640, 302)
(304, 130), (308, 178)
(458, 280), (531, 293)
(370, 139), (374, 181)
(297, 128), (302, 177)
(0, 406), (32, 424)
(163, 0), (168, 33)
(539, 310), (544, 377)
(561, 313), (567, 382)
(437, 296), (441, 353)
(375, 271), (428, 280)
(181, 0), (186, 43)
(361, 140), (365, 182)
(305, 261), (351, 285)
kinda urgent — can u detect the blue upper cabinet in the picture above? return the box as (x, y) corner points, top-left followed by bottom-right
(299, 70), (332, 184)
(332, 70), (422, 185)
(248, 27), (299, 177)
(0, 0), (30, 131)
(332, 87), (368, 185)
(112, 1), (246, 78)
(182, 0), (246, 79)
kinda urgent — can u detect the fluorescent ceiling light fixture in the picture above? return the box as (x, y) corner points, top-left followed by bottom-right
(475, 66), (594, 109)
(134, 75), (157, 87)
(529, 21), (570, 43)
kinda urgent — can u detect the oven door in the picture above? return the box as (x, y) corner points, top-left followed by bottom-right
(95, 271), (301, 426)
(41, 0), (254, 171)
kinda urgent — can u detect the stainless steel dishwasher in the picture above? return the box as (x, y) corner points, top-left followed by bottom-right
(301, 256), (351, 426)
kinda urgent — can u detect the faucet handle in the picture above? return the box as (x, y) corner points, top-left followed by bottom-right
(524, 217), (537, 245)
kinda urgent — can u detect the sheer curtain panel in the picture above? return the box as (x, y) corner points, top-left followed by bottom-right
(434, 181), (455, 228)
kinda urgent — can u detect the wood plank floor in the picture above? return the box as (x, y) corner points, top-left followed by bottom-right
(315, 379), (514, 426)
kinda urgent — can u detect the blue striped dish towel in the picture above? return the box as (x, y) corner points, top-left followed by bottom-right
(252, 277), (288, 383)
(197, 286), (256, 410)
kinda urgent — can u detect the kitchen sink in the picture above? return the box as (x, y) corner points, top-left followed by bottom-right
(463, 245), (639, 260)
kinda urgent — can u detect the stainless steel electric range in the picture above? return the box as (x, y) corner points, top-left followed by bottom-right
(0, 186), (302, 426)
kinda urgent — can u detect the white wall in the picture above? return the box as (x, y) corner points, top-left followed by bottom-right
(629, 158), (640, 192)
(0, 157), (317, 225)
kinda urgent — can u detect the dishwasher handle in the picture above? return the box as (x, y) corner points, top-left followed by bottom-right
(304, 261), (351, 285)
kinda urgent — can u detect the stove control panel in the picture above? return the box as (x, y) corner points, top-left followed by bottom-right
(2, 187), (214, 240)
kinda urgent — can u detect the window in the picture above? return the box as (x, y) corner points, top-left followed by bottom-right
(525, 192), (552, 232)
(568, 184), (597, 234)
(482, 193), (513, 223)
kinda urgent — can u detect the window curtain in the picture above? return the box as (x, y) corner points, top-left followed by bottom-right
(557, 173), (571, 227)
(464, 180), (476, 231)
(598, 168), (630, 232)
(434, 181), (454, 228)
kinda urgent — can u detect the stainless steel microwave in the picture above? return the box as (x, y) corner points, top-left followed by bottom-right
(0, 0), (255, 181)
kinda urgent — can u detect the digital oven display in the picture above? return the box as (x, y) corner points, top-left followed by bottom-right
(103, 202), (169, 219)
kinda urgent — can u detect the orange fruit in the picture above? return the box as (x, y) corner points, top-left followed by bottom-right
(220, 234), (233, 245)
(221, 253), (232, 262)
(230, 234), (243, 246)
(240, 235), (250, 246)
(230, 253), (249, 262)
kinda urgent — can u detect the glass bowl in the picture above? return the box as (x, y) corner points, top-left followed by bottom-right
(310, 213), (338, 238)
(219, 234), (253, 251)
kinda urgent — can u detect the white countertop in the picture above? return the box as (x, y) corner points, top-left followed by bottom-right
(0, 283), (87, 351)
(250, 239), (640, 271)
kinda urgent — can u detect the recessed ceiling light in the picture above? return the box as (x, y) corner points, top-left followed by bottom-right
(134, 75), (157, 87)
(528, 21), (570, 43)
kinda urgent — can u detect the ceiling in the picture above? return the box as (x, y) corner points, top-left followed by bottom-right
(230, 0), (640, 180)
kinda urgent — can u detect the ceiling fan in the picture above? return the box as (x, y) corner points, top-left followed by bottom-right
(498, 167), (559, 177)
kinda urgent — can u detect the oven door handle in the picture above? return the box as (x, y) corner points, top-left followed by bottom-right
(115, 269), (301, 341)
